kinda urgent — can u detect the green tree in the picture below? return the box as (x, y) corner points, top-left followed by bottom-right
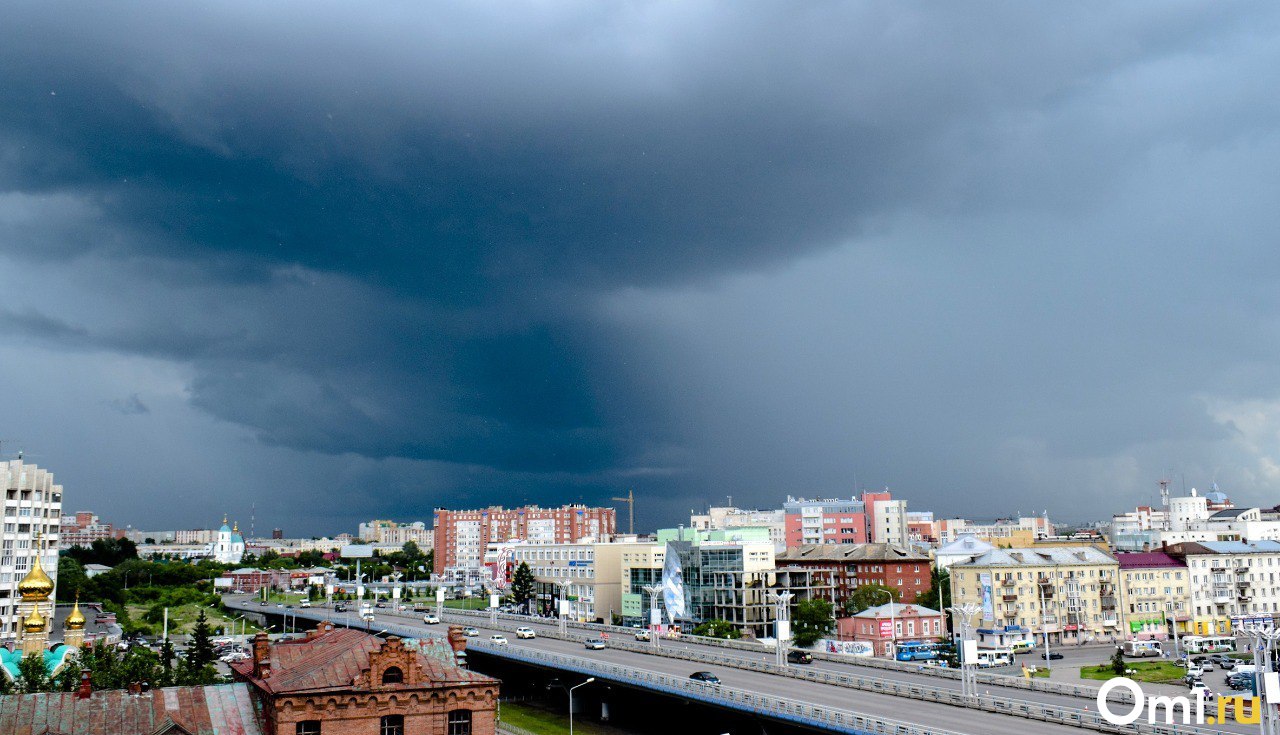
(1111, 647), (1127, 676)
(510, 562), (536, 613)
(692, 619), (742, 639)
(158, 637), (176, 687)
(792, 598), (835, 647)
(178, 609), (218, 685)
(17, 653), (52, 692)
(913, 568), (950, 636)
(56, 557), (89, 602)
(845, 583), (900, 615)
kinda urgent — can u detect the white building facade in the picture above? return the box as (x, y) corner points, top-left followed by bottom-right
(0, 459), (62, 638)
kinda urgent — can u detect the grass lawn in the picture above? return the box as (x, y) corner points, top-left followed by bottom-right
(444, 598), (490, 610)
(1029, 668), (1051, 678)
(126, 603), (267, 637)
(1080, 661), (1186, 684)
(499, 702), (622, 735)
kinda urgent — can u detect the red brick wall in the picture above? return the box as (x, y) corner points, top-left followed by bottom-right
(270, 684), (498, 735)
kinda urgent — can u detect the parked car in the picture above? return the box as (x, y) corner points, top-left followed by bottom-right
(219, 651), (250, 663)
(634, 629), (651, 642)
(1192, 657), (1214, 671)
(1041, 651), (1064, 661)
(584, 638), (607, 650)
(689, 671), (721, 685)
(515, 627), (536, 639)
(462, 626), (480, 637)
(787, 650), (813, 664)
(1212, 655), (1236, 669)
(489, 634), (509, 645)
(422, 613), (441, 624)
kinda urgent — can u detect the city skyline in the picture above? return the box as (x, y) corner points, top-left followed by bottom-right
(5, 3), (1280, 534)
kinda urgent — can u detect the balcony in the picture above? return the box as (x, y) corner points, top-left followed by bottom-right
(1002, 594), (1018, 602)
(1236, 567), (1249, 574)
(1213, 591), (1233, 604)
(1001, 578), (1015, 587)
(1239, 595), (1252, 603)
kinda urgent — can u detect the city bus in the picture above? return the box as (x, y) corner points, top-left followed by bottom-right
(1122, 640), (1162, 658)
(895, 641), (940, 661)
(1184, 636), (1236, 654)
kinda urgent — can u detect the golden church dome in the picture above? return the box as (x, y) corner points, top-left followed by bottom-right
(23, 606), (45, 634)
(65, 595), (86, 631)
(18, 552), (54, 602)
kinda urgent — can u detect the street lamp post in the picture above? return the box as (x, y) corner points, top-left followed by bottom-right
(1235, 624), (1280, 735)
(880, 588), (897, 659)
(1166, 603), (1182, 660)
(766, 590), (794, 668)
(947, 603), (980, 702)
(555, 582), (569, 637)
(641, 584), (663, 650)
(569, 677), (596, 735)
(1037, 580), (1054, 672)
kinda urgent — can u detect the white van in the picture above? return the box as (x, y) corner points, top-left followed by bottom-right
(975, 650), (1013, 668)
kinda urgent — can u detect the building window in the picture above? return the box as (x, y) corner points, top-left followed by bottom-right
(296, 722), (321, 735)
(448, 710), (473, 735)
(382, 666), (404, 684)
(381, 715), (405, 735)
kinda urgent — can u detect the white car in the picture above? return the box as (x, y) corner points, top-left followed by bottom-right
(462, 626), (480, 637)
(1189, 682), (1216, 701)
(422, 614), (441, 624)
(219, 651), (250, 663)
(516, 627), (536, 639)
(489, 634), (509, 645)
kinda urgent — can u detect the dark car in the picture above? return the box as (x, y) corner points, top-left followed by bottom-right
(787, 650), (813, 664)
(1042, 651), (1064, 660)
(689, 671), (721, 685)
(375, 602), (387, 609)
(334, 604), (348, 612)
(259, 601), (269, 606)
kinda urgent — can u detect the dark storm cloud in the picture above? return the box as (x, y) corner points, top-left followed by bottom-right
(3, 1), (1280, 530)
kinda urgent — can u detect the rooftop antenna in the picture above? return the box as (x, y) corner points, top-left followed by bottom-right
(1158, 478), (1171, 510)
(250, 501), (256, 540)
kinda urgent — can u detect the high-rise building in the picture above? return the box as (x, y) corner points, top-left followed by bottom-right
(359, 519), (433, 547)
(1, 459), (63, 638)
(783, 491), (907, 547)
(432, 505), (615, 575)
(59, 511), (123, 549)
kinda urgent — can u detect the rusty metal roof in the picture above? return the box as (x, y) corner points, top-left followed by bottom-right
(0, 683), (265, 735)
(231, 627), (493, 695)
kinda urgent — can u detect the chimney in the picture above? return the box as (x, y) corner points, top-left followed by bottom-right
(252, 632), (272, 679)
(127, 681), (142, 696)
(77, 669), (92, 699)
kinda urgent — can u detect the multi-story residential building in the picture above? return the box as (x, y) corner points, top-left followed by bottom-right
(933, 516), (1054, 546)
(951, 546), (1120, 647)
(0, 459), (62, 638)
(58, 511), (123, 549)
(934, 535), (995, 571)
(1115, 551), (1190, 640)
(175, 528), (216, 544)
(1164, 540), (1280, 636)
(784, 495), (868, 547)
(359, 519), (434, 547)
(905, 511), (937, 543)
(774, 543), (932, 610)
(432, 505), (614, 576)
(872, 499), (909, 545)
(690, 507), (787, 551)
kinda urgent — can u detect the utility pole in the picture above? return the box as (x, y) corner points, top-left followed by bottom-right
(611, 490), (635, 535)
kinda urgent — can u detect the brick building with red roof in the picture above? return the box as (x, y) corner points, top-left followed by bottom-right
(231, 621), (498, 735)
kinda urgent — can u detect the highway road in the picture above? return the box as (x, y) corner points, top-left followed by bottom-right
(228, 597), (1241, 735)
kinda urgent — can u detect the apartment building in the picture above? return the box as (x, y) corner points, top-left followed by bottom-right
(1165, 540), (1280, 635)
(432, 505), (615, 575)
(775, 543), (932, 609)
(59, 511), (123, 548)
(690, 507), (787, 551)
(934, 516), (1054, 546)
(784, 496), (867, 547)
(951, 546), (1120, 647)
(1115, 551), (1190, 640)
(358, 519), (434, 547)
(0, 459), (62, 638)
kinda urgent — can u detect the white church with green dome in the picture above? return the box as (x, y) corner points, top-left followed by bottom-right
(213, 516), (246, 565)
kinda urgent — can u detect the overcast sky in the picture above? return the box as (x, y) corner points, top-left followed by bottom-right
(4, 1), (1280, 535)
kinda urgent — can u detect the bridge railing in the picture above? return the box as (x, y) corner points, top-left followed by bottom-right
(426, 604), (1129, 703)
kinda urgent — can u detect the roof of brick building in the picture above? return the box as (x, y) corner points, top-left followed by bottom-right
(230, 626), (493, 695)
(0, 683), (264, 735)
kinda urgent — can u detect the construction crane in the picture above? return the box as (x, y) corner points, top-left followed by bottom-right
(611, 490), (635, 535)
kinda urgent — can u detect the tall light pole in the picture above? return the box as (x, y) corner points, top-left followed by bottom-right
(880, 588), (897, 659)
(1166, 603), (1182, 660)
(1038, 579), (1053, 672)
(569, 677), (596, 735)
(555, 581), (569, 637)
(641, 584), (663, 650)
(948, 603), (980, 702)
(1236, 624), (1280, 735)
(766, 590), (794, 667)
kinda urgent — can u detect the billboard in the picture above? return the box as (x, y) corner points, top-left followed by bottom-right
(878, 619), (894, 638)
(341, 544), (374, 558)
(980, 573), (993, 620)
(661, 542), (686, 621)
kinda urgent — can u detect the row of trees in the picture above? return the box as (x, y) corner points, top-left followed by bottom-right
(0, 610), (222, 694)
